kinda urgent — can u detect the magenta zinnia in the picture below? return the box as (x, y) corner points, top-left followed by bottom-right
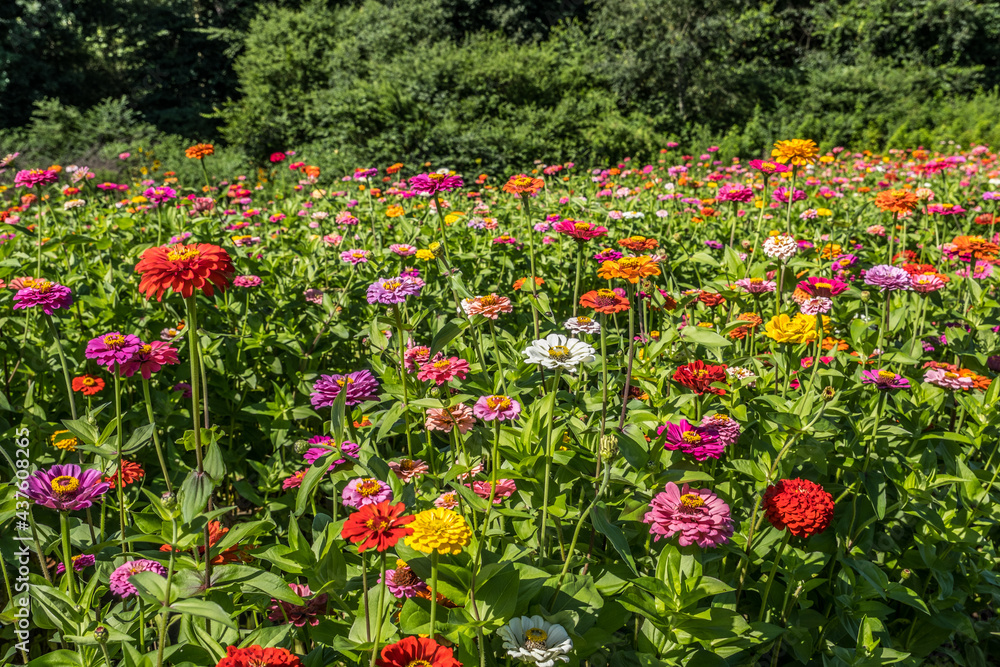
(643, 482), (733, 548)
(310, 370), (380, 408)
(12, 280), (73, 314)
(657, 420), (725, 461)
(23, 464), (110, 512)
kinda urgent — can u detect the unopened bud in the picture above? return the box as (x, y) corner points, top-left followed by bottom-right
(821, 386), (836, 402)
(160, 492), (177, 509)
(94, 626), (108, 642)
(860, 290), (871, 302)
(599, 435), (618, 461)
(293, 439), (311, 455)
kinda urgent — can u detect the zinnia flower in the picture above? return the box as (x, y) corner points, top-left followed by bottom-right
(864, 265), (911, 292)
(499, 616), (573, 667)
(72, 375), (105, 395)
(341, 478), (393, 508)
(119, 341), (179, 379)
(104, 461), (145, 489)
(502, 174), (545, 195)
(797, 277), (849, 298)
(109, 559), (167, 598)
(771, 139), (819, 165)
(563, 316), (601, 335)
(763, 478), (835, 538)
(341, 500), (415, 552)
(387, 458), (430, 482)
(376, 637), (460, 667)
(23, 464), (110, 511)
(461, 294), (513, 319)
(310, 370), (380, 408)
(467, 479), (517, 504)
(657, 420), (724, 461)
(734, 278), (776, 294)
(185, 143), (214, 159)
(12, 280), (73, 314)
(50, 430), (79, 452)
(267, 583), (327, 626)
(579, 289), (630, 314)
(135, 244), (234, 300)
(861, 370), (910, 390)
(748, 160), (791, 174)
(700, 413), (741, 447)
(553, 219), (607, 241)
(86, 332), (143, 371)
(341, 249), (371, 264)
(473, 395), (521, 421)
(597, 256), (661, 283)
(55, 553), (95, 575)
(761, 234), (798, 260)
(924, 367), (974, 390)
(215, 645), (302, 667)
(522, 334), (595, 372)
(381, 560), (428, 598)
(366, 276), (423, 305)
(409, 173), (464, 195)
(618, 235), (658, 252)
(405, 508), (471, 555)
(672, 360), (727, 395)
(417, 357), (470, 385)
(643, 482), (733, 547)
(764, 314), (825, 344)
(873, 189), (919, 214)
(425, 404), (476, 433)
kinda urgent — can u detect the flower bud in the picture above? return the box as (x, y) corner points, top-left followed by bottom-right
(987, 355), (1000, 373)
(821, 386), (836, 402)
(860, 290), (871, 302)
(94, 626), (108, 643)
(599, 435), (618, 461)
(160, 492), (177, 509)
(293, 439), (311, 455)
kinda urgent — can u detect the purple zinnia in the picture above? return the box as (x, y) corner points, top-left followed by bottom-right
(341, 477), (392, 508)
(716, 183), (754, 203)
(12, 280), (73, 314)
(657, 420), (725, 461)
(310, 370), (380, 408)
(408, 172), (464, 195)
(699, 413), (741, 447)
(365, 276), (423, 305)
(109, 559), (167, 598)
(594, 249), (623, 263)
(86, 332), (143, 371)
(341, 249), (370, 265)
(304, 437), (360, 470)
(23, 464), (110, 512)
(353, 168), (378, 181)
(864, 264), (911, 292)
(56, 553), (96, 575)
(861, 370), (910, 390)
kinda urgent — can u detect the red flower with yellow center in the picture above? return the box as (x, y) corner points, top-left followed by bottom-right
(579, 288), (630, 314)
(72, 374), (105, 396)
(376, 637), (460, 667)
(215, 645), (301, 667)
(673, 360), (728, 395)
(104, 461), (145, 489)
(617, 236), (659, 252)
(135, 243), (235, 300)
(341, 500), (414, 552)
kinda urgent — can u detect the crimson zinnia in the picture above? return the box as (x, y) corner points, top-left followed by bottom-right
(673, 360), (727, 395)
(341, 500), (414, 552)
(216, 645), (302, 667)
(135, 243), (234, 300)
(763, 478), (835, 538)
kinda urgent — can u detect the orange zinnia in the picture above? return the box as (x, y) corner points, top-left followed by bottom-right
(502, 174), (544, 195)
(597, 256), (661, 283)
(617, 236), (659, 252)
(185, 143), (215, 160)
(771, 139), (819, 165)
(135, 243), (235, 301)
(952, 235), (999, 261)
(873, 189), (919, 215)
(580, 289), (630, 314)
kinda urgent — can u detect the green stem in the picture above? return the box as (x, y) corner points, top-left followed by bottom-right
(59, 512), (76, 596)
(757, 530), (791, 622)
(142, 378), (173, 494)
(114, 373), (127, 554)
(46, 315), (77, 419)
(393, 304), (414, 457)
(369, 552), (387, 667)
(184, 296), (204, 472)
(539, 367), (563, 558)
(429, 550), (440, 637)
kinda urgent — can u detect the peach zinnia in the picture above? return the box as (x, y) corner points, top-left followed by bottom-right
(502, 174), (544, 195)
(135, 243), (235, 300)
(597, 256), (661, 283)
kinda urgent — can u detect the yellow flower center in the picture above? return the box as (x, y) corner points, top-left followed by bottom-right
(140, 344), (151, 354)
(486, 395), (511, 409)
(945, 372), (959, 379)
(167, 247), (200, 261)
(356, 479), (382, 497)
(680, 493), (705, 508)
(336, 377), (355, 387)
(597, 289), (616, 298)
(814, 282), (832, 289)
(618, 257), (645, 269)
(82, 377), (96, 386)
(382, 280), (402, 290)
(51, 475), (80, 495)
(34, 280), (53, 293)
(577, 316), (592, 324)
(681, 431), (702, 444)
(547, 345), (571, 360)
(878, 371), (896, 382)
(365, 518), (391, 531)
(574, 222), (590, 230)
(103, 334), (126, 347)
(479, 294), (500, 306)
(405, 661), (433, 667)
(433, 360), (451, 369)
(525, 628), (549, 645)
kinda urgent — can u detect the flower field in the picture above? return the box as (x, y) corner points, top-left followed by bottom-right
(1, 140), (1000, 667)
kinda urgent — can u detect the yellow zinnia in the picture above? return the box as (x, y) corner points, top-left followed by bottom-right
(771, 139), (819, 166)
(764, 314), (829, 344)
(415, 249), (435, 261)
(386, 205), (405, 218)
(405, 509), (471, 555)
(50, 430), (79, 452)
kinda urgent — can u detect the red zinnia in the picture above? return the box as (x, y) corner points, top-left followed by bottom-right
(580, 288), (630, 314)
(763, 478), (835, 538)
(216, 645), (302, 667)
(341, 501), (414, 552)
(672, 360), (727, 395)
(105, 461), (145, 489)
(377, 636), (460, 667)
(161, 520), (252, 564)
(72, 374), (105, 396)
(135, 243), (235, 301)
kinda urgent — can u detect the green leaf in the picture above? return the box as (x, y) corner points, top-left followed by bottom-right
(27, 650), (86, 667)
(590, 502), (638, 575)
(169, 598), (237, 628)
(180, 470), (213, 524)
(211, 564), (303, 603)
(295, 452), (335, 517)
(678, 325), (732, 350)
(430, 321), (465, 358)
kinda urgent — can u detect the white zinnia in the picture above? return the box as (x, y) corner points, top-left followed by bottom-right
(761, 234), (799, 261)
(499, 615), (573, 667)
(563, 316), (601, 336)
(522, 334), (595, 372)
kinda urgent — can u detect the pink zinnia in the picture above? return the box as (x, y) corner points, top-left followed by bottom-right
(267, 583), (328, 627)
(12, 280), (73, 314)
(797, 276), (849, 298)
(733, 278), (776, 294)
(381, 562), (428, 598)
(404, 344), (436, 372)
(552, 219), (608, 241)
(390, 244), (417, 256)
(417, 357), (470, 385)
(923, 368), (974, 390)
(472, 395), (521, 421)
(109, 559), (167, 598)
(14, 169), (58, 188)
(800, 297), (833, 315)
(461, 294), (513, 320)
(119, 341), (179, 379)
(387, 458), (429, 483)
(657, 420), (725, 461)
(425, 404), (476, 434)
(467, 479), (517, 504)
(233, 275), (262, 288)
(408, 172), (464, 194)
(283, 470), (307, 489)
(699, 413), (741, 448)
(643, 482), (733, 548)
(303, 437), (359, 470)
(341, 477), (392, 508)
(433, 492), (459, 510)
(861, 370), (910, 390)
(340, 249), (370, 264)
(86, 332), (143, 372)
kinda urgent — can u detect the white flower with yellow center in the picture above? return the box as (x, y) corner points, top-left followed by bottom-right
(498, 615), (573, 667)
(522, 334), (595, 372)
(563, 316), (601, 335)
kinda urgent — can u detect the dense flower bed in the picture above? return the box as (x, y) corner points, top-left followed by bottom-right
(1, 141), (999, 666)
